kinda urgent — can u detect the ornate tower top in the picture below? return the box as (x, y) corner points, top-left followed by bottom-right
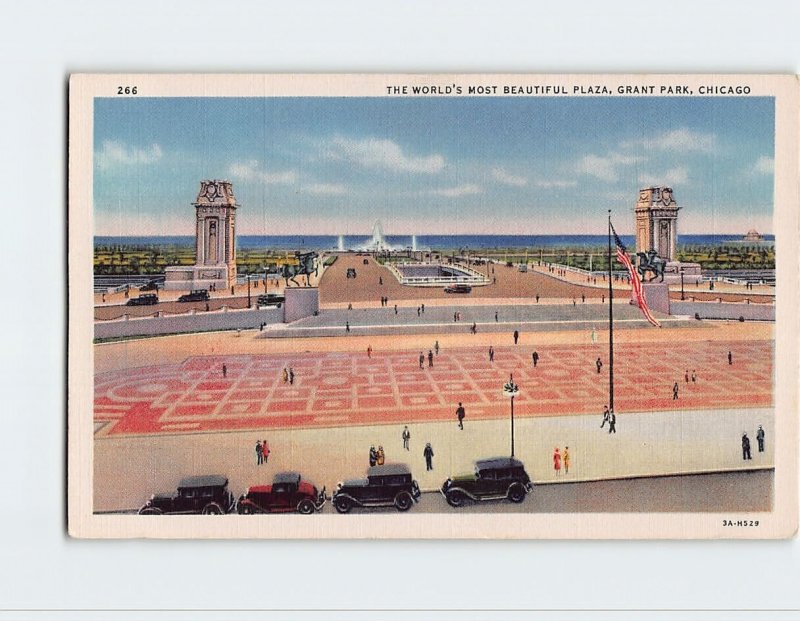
(636, 186), (679, 211)
(194, 179), (238, 208)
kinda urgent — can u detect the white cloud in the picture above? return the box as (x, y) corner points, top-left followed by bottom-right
(752, 155), (774, 175)
(96, 140), (163, 170)
(326, 136), (445, 174)
(640, 166), (689, 186)
(491, 168), (527, 187)
(623, 128), (717, 153)
(431, 184), (482, 197)
(534, 179), (577, 189)
(305, 183), (347, 195)
(576, 152), (643, 182)
(228, 160), (297, 184)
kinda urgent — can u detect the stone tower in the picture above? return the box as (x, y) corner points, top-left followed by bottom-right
(635, 186), (680, 262)
(164, 180), (238, 291)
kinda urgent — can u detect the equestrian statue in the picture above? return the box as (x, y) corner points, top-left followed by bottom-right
(281, 251), (319, 287)
(635, 249), (666, 283)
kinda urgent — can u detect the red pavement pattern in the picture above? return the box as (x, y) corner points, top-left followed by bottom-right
(94, 340), (773, 437)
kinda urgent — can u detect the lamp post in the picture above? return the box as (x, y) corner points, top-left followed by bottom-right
(247, 273), (252, 308)
(503, 374), (520, 458)
(680, 267), (685, 301)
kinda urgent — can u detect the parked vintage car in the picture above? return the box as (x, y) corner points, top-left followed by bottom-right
(237, 472), (325, 515)
(441, 457), (533, 507)
(138, 475), (236, 515)
(139, 279), (161, 291)
(332, 464), (421, 513)
(126, 293), (159, 306)
(256, 293), (284, 308)
(178, 289), (210, 302)
(346, 268), (357, 279)
(444, 284), (472, 294)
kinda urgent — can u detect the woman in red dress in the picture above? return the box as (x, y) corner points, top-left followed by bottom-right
(553, 447), (562, 475)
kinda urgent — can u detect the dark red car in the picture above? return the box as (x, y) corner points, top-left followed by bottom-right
(237, 472), (326, 515)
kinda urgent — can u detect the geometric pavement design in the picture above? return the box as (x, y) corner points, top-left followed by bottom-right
(94, 340), (773, 437)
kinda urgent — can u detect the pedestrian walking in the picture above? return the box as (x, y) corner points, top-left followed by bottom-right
(685, 370), (689, 383)
(532, 351), (539, 367)
(456, 402), (465, 429)
(563, 446), (570, 474)
(376, 445), (385, 466)
(421, 304), (425, 313)
(757, 425), (765, 452)
(379, 276), (383, 285)
(289, 367), (295, 385)
(428, 350), (434, 367)
(535, 294), (540, 303)
(402, 425), (411, 450)
(345, 321), (350, 333)
(673, 382), (679, 399)
(596, 357), (602, 374)
(608, 409), (616, 434)
(369, 445), (378, 467)
(394, 304), (398, 314)
(572, 299), (576, 307)
(728, 350), (733, 365)
(282, 367), (289, 383)
(742, 432), (752, 460)
(222, 364), (227, 378)
(262, 440), (270, 464)
(489, 346), (494, 362)
(419, 352), (424, 369)
(513, 330), (519, 345)
(582, 294), (585, 303)
(591, 327), (597, 344)
(417, 306), (421, 317)
(424, 443), (434, 471)
(691, 370), (697, 383)
(471, 322), (477, 334)
(495, 311), (499, 322)
(367, 345), (372, 358)
(434, 340), (440, 356)
(601, 405), (610, 428)
(553, 447), (562, 475)
(453, 312), (458, 322)
(255, 440), (263, 465)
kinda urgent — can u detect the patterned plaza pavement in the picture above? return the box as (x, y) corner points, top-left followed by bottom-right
(94, 339), (772, 437)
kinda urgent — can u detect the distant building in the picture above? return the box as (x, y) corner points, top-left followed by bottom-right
(743, 229), (764, 242)
(635, 186), (680, 262)
(164, 180), (238, 291)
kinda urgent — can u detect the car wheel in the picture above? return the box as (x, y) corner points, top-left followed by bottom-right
(297, 499), (315, 515)
(394, 491), (413, 512)
(138, 507), (162, 515)
(446, 490), (467, 507)
(507, 484), (526, 503)
(334, 497), (352, 514)
(238, 503), (253, 515)
(202, 503), (223, 515)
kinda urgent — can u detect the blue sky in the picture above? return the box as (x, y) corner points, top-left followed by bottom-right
(94, 96), (774, 236)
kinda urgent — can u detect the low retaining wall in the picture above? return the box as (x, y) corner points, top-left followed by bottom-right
(670, 300), (775, 321)
(95, 308), (283, 340)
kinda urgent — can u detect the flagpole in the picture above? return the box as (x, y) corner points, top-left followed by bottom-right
(607, 210), (615, 413)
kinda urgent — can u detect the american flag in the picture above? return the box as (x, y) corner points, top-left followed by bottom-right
(611, 222), (661, 328)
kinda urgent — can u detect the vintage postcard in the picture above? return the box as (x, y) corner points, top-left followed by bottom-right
(69, 74), (798, 538)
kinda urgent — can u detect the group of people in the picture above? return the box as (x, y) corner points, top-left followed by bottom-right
(741, 425), (766, 460)
(418, 350), (434, 368)
(552, 446), (571, 475)
(281, 367), (295, 384)
(254, 440), (271, 465)
(369, 445), (386, 467)
(600, 405), (616, 433)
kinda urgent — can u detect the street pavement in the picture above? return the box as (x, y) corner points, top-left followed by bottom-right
(94, 407), (774, 513)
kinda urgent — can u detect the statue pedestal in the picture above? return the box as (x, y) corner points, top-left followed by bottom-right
(632, 282), (670, 314)
(284, 287), (319, 323)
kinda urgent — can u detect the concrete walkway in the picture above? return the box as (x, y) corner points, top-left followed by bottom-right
(94, 406), (774, 512)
